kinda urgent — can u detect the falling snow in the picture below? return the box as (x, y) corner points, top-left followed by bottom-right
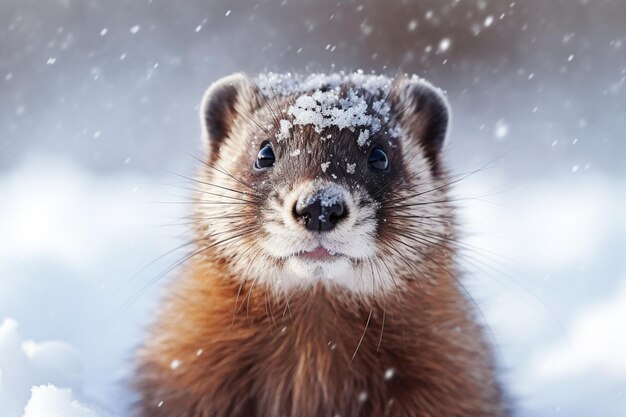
(438, 38), (451, 53)
(494, 119), (509, 139)
(1, 2), (625, 417)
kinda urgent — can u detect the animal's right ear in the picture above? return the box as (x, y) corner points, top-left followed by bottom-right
(200, 73), (262, 162)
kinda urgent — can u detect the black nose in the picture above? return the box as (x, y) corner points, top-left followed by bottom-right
(294, 195), (347, 232)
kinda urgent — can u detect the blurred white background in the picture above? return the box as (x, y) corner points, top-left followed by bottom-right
(1, 0), (625, 416)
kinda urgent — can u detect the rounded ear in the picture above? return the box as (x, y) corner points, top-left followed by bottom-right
(390, 76), (451, 171)
(199, 73), (262, 162)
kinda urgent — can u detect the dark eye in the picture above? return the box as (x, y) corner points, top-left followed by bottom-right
(368, 147), (389, 171)
(254, 142), (276, 170)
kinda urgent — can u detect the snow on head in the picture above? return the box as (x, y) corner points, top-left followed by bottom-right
(257, 71), (403, 145)
(276, 119), (293, 142)
(356, 129), (370, 147)
(288, 89), (381, 134)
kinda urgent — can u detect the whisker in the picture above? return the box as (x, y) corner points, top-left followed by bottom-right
(108, 245), (209, 323)
(153, 183), (251, 203)
(265, 290), (279, 330)
(113, 238), (200, 295)
(371, 151), (434, 199)
(374, 68), (401, 122)
(166, 170), (261, 198)
(241, 110), (272, 136)
(247, 72), (281, 127)
(110, 226), (258, 322)
(366, 258), (391, 352)
(263, 70), (289, 122)
(187, 153), (260, 193)
(383, 157), (506, 207)
(377, 101), (414, 135)
(156, 201), (252, 206)
(349, 307), (373, 366)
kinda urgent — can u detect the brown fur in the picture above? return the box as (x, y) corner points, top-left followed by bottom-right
(135, 255), (507, 417)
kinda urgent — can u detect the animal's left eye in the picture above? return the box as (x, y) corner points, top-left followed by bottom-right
(254, 142), (276, 170)
(368, 147), (389, 171)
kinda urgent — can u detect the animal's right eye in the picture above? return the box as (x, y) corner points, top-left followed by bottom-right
(254, 142), (276, 170)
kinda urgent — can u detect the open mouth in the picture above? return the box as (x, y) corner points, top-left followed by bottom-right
(298, 246), (340, 261)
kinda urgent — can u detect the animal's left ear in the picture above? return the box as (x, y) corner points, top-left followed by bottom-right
(389, 76), (451, 170)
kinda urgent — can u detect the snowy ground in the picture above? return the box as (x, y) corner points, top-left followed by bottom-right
(0, 155), (624, 416)
(0, 157), (181, 416)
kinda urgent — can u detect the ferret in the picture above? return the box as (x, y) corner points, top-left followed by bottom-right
(133, 71), (509, 417)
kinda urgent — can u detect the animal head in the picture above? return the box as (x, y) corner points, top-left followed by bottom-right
(193, 71), (454, 296)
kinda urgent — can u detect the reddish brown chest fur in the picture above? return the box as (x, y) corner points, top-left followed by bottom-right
(134, 258), (508, 417)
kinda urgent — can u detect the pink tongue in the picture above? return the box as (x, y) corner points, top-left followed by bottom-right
(303, 246), (333, 260)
